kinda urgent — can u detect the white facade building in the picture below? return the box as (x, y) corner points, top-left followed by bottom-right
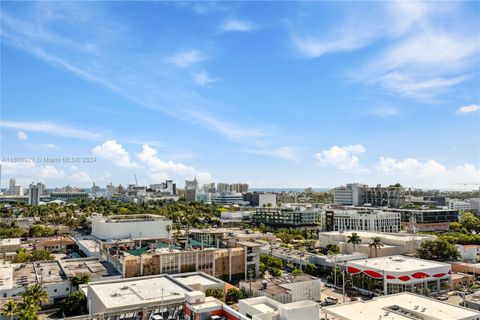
(239, 296), (317, 320)
(318, 231), (436, 257)
(319, 210), (401, 233)
(449, 199), (471, 211)
(211, 192), (246, 205)
(333, 183), (363, 205)
(92, 214), (172, 240)
(347, 255), (451, 295)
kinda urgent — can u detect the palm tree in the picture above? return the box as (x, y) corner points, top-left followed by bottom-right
(369, 237), (384, 258)
(1, 300), (18, 320)
(165, 224), (172, 251)
(18, 296), (40, 320)
(347, 233), (362, 252)
(23, 284), (48, 306)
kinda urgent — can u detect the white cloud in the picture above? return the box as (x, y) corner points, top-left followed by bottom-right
(92, 140), (138, 168)
(165, 50), (204, 68)
(314, 144), (366, 170)
(69, 171), (93, 185)
(457, 104), (480, 114)
(1, 120), (101, 140)
(220, 19), (255, 32)
(378, 156), (480, 187)
(192, 71), (218, 87)
(17, 131), (28, 140)
(45, 143), (57, 149)
(137, 144), (212, 182)
(291, 1), (479, 100)
(39, 165), (65, 179)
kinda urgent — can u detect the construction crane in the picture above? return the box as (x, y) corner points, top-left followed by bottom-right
(134, 174), (138, 186)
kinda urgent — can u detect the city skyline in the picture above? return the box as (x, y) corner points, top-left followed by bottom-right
(1, 1), (479, 189)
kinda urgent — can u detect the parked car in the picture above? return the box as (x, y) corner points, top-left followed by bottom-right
(437, 295), (449, 301)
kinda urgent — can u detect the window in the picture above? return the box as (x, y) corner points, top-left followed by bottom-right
(54, 289), (57, 293)
(66, 288), (69, 291)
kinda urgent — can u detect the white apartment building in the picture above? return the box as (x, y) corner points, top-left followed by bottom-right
(239, 296), (316, 320)
(92, 214), (172, 240)
(449, 199), (471, 211)
(319, 210), (401, 233)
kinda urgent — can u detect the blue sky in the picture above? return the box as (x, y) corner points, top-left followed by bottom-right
(1, 1), (479, 189)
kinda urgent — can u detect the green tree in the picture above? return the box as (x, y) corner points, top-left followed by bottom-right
(1, 300), (18, 320)
(60, 291), (88, 316)
(369, 237), (384, 258)
(460, 212), (480, 233)
(417, 239), (460, 260)
(71, 274), (91, 288)
(227, 288), (243, 304)
(326, 244), (340, 255)
(23, 284), (48, 306)
(305, 263), (317, 276)
(18, 296), (40, 320)
(205, 288), (224, 300)
(292, 268), (303, 276)
(347, 233), (362, 252)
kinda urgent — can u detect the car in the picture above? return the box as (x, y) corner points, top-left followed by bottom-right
(322, 297), (338, 306)
(436, 295), (449, 301)
(325, 283), (335, 288)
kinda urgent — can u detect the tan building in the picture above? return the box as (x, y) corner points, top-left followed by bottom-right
(115, 247), (247, 282)
(33, 237), (76, 251)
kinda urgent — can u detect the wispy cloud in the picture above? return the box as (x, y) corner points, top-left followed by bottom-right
(291, 1), (479, 100)
(1, 120), (101, 140)
(17, 131), (28, 140)
(0, 6), (266, 144)
(192, 71), (218, 87)
(219, 19), (255, 32)
(457, 104), (480, 114)
(165, 50), (205, 68)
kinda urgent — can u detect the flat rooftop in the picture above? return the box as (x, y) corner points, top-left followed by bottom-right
(0, 238), (21, 247)
(348, 255), (449, 272)
(243, 274), (318, 296)
(12, 263), (37, 288)
(0, 265), (13, 290)
(60, 258), (120, 279)
(324, 292), (479, 320)
(34, 261), (66, 283)
(172, 273), (222, 287)
(319, 231), (434, 240)
(88, 275), (190, 310)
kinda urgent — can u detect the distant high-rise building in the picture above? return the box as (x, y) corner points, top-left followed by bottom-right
(92, 182), (100, 195)
(106, 183), (116, 195)
(8, 178), (22, 196)
(185, 178), (198, 190)
(217, 183), (229, 193)
(28, 183), (40, 206)
(150, 180), (176, 195)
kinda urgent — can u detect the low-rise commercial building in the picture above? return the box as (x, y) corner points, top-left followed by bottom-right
(243, 192), (277, 207)
(239, 274), (321, 303)
(239, 296), (316, 320)
(252, 207), (319, 228)
(384, 208), (459, 232)
(323, 292), (480, 320)
(92, 214), (172, 240)
(0, 258), (120, 304)
(318, 231), (435, 257)
(347, 255), (451, 296)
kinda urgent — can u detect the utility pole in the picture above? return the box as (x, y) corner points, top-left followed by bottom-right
(342, 271), (346, 303)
